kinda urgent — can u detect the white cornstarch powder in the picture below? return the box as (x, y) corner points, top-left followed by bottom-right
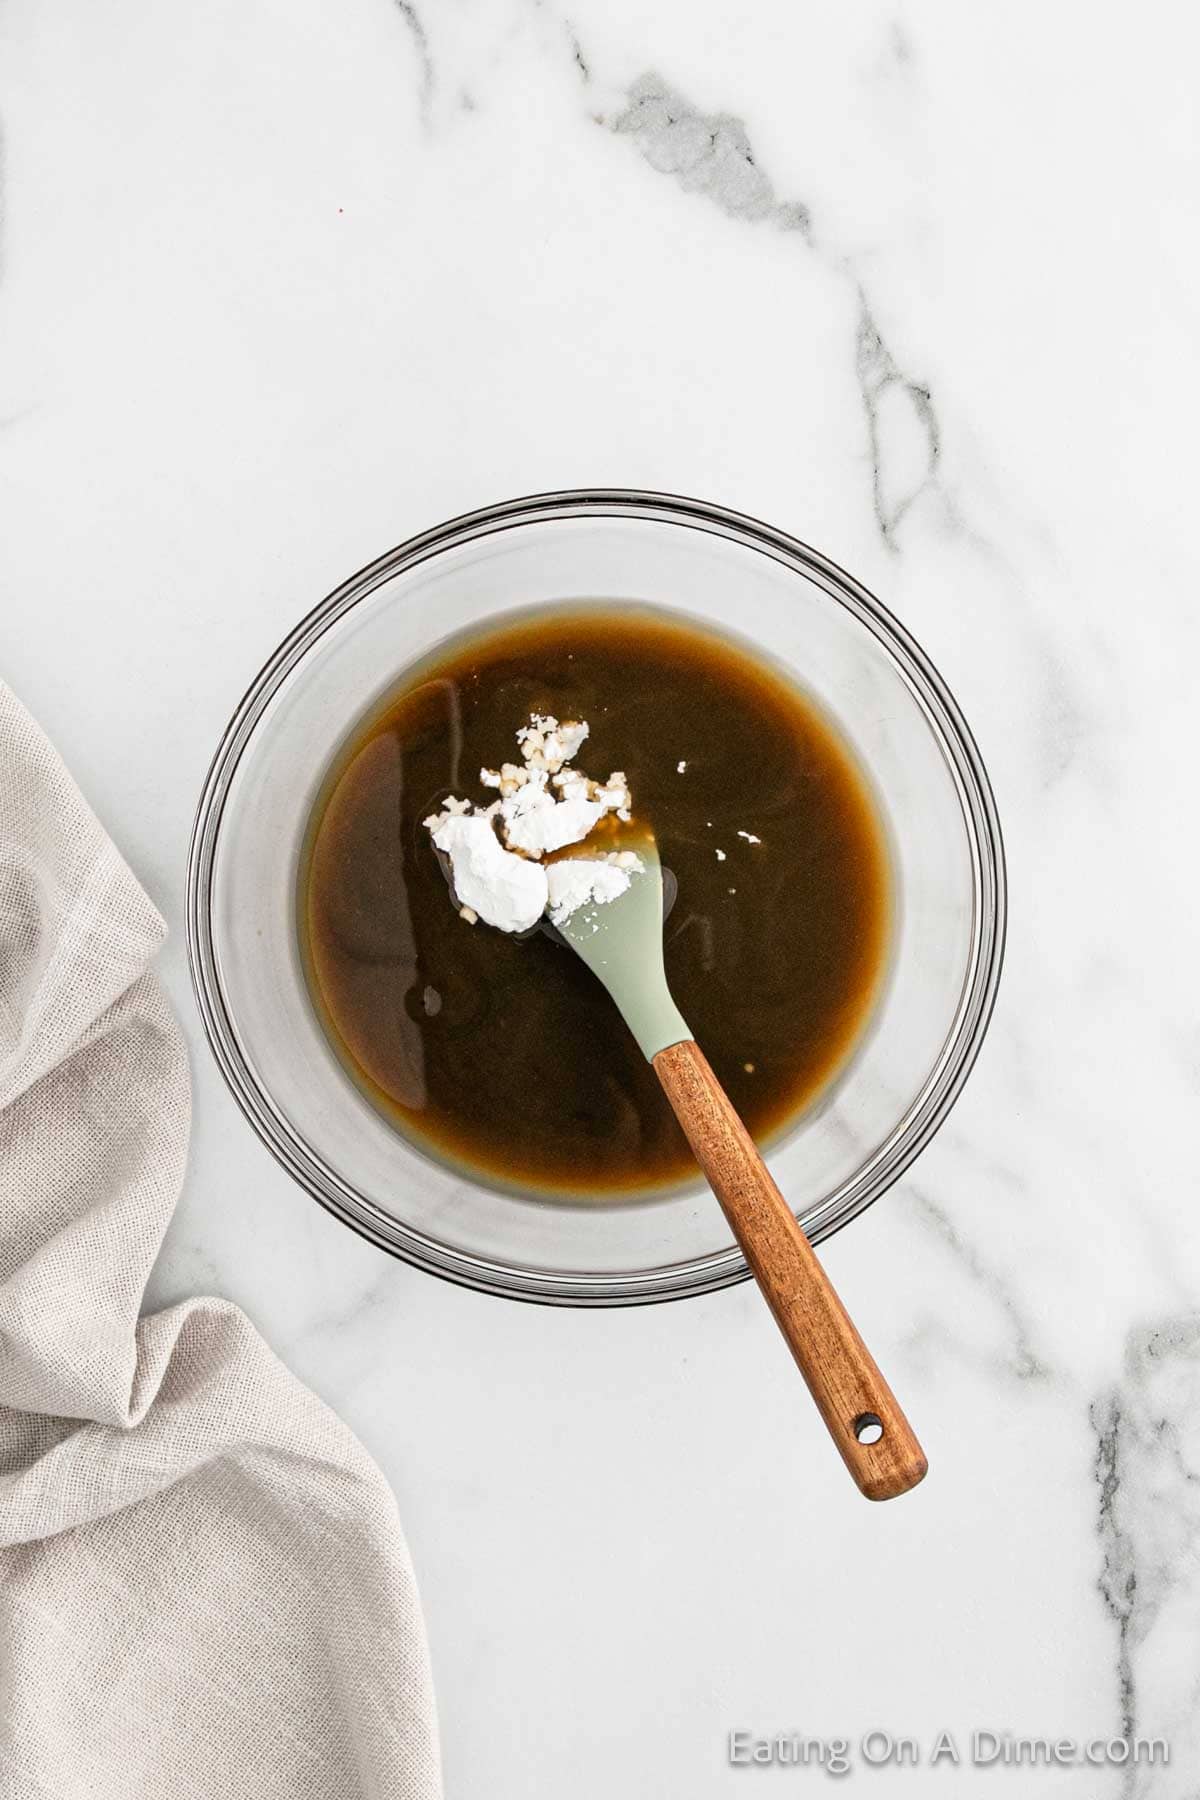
(424, 713), (643, 933)
(545, 852), (644, 928)
(427, 812), (549, 933)
(476, 713), (631, 859)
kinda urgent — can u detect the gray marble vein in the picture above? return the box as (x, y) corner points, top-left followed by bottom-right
(855, 292), (940, 546)
(524, 0), (593, 91)
(392, 0), (434, 126)
(1091, 1315), (1200, 1791)
(1092, 1392), (1139, 1765)
(564, 21), (590, 85)
(608, 72), (941, 549)
(905, 1186), (1051, 1383)
(612, 74), (810, 233)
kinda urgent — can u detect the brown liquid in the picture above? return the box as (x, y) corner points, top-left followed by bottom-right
(299, 606), (890, 1199)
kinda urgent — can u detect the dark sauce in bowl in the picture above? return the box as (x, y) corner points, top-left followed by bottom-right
(299, 607), (891, 1200)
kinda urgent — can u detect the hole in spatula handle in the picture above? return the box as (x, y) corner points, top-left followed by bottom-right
(854, 1412), (884, 1445)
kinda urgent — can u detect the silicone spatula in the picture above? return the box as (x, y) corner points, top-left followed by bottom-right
(553, 831), (927, 1502)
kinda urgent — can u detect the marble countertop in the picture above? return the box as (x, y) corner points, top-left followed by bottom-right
(3, 3), (1198, 1794)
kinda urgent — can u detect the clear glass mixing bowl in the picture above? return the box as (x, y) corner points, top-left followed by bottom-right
(187, 491), (1005, 1304)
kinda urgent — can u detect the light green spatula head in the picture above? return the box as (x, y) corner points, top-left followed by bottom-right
(553, 834), (692, 1062)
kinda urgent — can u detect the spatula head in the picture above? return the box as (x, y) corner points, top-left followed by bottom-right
(554, 835), (691, 1062)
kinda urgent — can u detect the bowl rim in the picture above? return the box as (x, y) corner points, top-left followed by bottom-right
(186, 487), (1007, 1306)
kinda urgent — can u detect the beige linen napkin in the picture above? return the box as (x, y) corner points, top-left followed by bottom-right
(0, 682), (441, 1798)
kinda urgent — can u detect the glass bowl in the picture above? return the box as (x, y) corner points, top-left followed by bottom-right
(187, 490), (1005, 1305)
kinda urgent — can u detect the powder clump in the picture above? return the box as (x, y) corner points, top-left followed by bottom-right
(424, 714), (642, 933)
(546, 851), (644, 928)
(427, 812), (548, 933)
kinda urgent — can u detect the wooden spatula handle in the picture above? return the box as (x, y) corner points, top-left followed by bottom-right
(653, 1039), (927, 1501)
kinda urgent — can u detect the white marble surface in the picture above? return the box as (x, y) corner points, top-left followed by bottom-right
(2, 2), (1199, 1794)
